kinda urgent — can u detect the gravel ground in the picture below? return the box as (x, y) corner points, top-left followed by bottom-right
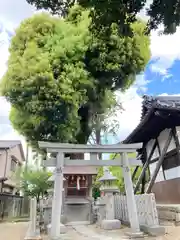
(0, 222), (28, 240)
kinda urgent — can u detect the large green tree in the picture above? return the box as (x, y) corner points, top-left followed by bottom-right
(27, 0), (180, 35)
(1, 7), (150, 149)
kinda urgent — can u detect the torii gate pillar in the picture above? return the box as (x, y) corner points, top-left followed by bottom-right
(39, 142), (143, 239)
(122, 153), (141, 235)
(50, 152), (64, 239)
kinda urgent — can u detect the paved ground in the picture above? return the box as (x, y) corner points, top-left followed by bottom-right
(0, 222), (28, 240)
(1, 222), (180, 240)
(43, 224), (180, 240)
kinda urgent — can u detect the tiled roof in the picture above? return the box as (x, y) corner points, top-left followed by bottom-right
(0, 140), (25, 161)
(0, 140), (21, 149)
(141, 95), (180, 120)
(123, 95), (180, 144)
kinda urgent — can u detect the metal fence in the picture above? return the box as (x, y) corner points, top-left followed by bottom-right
(0, 193), (30, 220)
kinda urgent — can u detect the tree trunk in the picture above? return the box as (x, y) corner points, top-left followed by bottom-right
(96, 128), (102, 159)
(141, 171), (146, 194)
(75, 104), (92, 144)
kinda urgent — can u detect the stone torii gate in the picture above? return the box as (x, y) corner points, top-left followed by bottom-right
(39, 142), (143, 240)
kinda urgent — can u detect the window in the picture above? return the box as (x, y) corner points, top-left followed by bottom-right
(10, 156), (17, 172)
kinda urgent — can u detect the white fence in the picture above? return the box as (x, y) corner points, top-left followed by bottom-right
(114, 193), (159, 226)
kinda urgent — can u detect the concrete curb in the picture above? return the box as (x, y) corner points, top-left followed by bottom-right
(121, 220), (165, 237)
(140, 224), (165, 237)
(24, 227), (42, 240)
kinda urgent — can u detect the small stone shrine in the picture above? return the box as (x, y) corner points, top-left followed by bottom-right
(44, 164), (98, 227)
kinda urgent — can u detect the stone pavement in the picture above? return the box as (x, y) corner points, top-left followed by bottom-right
(54, 224), (180, 240)
(0, 222), (28, 240)
(2, 221), (180, 240)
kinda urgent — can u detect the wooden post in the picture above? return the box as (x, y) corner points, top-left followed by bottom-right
(122, 153), (140, 233)
(156, 138), (166, 180)
(134, 140), (157, 194)
(146, 130), (173, 193)
(132, 166), (139, 181)
(50, 152), (64, 239)
(172, 127), (180, 163)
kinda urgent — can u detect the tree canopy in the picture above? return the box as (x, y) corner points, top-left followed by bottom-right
(1, 7), (150, 149)
(27, 0), (180, 35)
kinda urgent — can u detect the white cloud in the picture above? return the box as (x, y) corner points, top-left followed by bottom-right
(108, 73), (151, 142)
(0, 0), (35, 151)
(0, 97), (11, 116)
(0, 38), (9, 79)
(0, 0), (35, 27)
(115, 87), (142, 142)
(137, 0), (180, 76)
(150, 27), (180, 75)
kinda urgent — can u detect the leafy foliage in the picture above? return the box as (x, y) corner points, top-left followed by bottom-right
(14, 165), (52, 201)
(92, 152), (150, 197)
(1, 7), (150, 149)
(109, 153), (150, 193)
(89, 90), (123, 145)
(26, 0), (180, 35)
(92, 167), (103, 199)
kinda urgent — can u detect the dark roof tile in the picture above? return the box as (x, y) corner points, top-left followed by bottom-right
(123, 95), (180, 144)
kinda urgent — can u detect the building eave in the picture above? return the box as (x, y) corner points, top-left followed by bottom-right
(123, 95), (180, 145)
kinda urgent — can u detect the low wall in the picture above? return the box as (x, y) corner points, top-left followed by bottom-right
(114, 193), (159, 226)
(157, 204), (180, 224)
(152, 178), (180, 204)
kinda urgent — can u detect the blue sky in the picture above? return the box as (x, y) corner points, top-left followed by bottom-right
(0, 0), (180, 148)
(143, 60), (180, 95)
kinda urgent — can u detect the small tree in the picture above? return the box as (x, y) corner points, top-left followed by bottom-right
(14, 165), (52, 202)
(109, 153), (150, 193)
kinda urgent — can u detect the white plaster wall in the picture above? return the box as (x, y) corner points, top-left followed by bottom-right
(158, 129), (176, 153)
(146, 129), (176, 161)
(164, 166), (180, 180)
(146, 139), (156, 159)
(149, 162), (165, 183)
(146, 128), (180, 182)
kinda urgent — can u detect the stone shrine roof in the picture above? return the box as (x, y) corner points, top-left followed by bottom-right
(99, 168), (117, 181)
(123, 95), (180, 144)
(49, 166), (98, 181)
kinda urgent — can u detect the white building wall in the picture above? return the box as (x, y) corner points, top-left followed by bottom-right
(146, 128), (180, 183)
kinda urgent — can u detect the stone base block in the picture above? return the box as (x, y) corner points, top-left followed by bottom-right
(141, 225), (165, 237)
(47, 223), (67, 236)
(24, 237), (42, 240)
(125, 231), (144, 239)
(24, 227), (42, 240)
(60, 215), (67, 224)
(100, 219), (121, 230)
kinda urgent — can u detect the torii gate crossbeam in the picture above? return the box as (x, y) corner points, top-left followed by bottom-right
(39, 142), (142, 240)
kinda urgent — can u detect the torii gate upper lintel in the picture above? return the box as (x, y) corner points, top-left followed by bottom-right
(38, 141), (143, 239)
